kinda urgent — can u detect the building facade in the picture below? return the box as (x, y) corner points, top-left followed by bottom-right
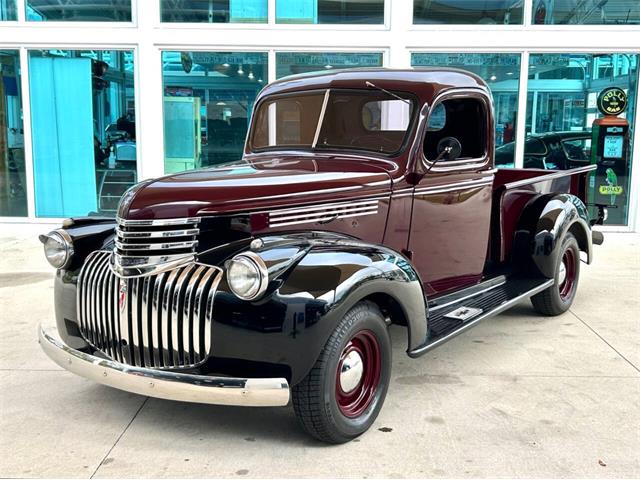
(0, 0), (638, 229)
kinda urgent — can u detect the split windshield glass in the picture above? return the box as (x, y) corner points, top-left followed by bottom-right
(250, 89), (415, 155)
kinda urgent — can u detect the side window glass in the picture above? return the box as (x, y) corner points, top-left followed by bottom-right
(524, 137), (547, 155)
(563, 138), (590, 161)
(423, 98), (486, 162)
(427, 103), (446, 131)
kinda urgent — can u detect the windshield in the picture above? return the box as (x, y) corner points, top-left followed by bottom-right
(250, 89), (415, 155)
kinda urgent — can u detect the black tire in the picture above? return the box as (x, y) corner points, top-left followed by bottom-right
(531, 232), (580, 316)
(292, 301), (392, 444)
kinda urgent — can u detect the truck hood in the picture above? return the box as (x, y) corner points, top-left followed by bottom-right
(119, 155), (394, 220)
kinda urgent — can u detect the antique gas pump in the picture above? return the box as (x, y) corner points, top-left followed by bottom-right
(588, 87), (631, 225)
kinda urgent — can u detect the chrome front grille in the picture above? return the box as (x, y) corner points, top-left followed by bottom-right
(77, 250), (222, 369)
(114, 217), (201, 277)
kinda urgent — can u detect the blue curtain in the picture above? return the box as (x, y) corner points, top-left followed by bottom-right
(29, 56), (96, 217)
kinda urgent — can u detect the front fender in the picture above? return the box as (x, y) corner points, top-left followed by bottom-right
(210, 234), (427, 385)
(531, 194), (593, 278)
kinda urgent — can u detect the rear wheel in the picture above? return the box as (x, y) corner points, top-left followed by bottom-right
(292, 301), (391, 444)
(531, 232), (580, 316)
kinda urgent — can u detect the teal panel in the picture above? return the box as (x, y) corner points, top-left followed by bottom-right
(229, 0), (268, 22)
(30, 56), (97, 217)
(276, 0), (317, 23)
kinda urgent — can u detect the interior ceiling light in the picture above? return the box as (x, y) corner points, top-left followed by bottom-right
(222, 63), (230, 68)
(490, 75), (497, 81)
(237, 66), (244, 75)
(506, 72), (514, 75)
(248, 71), (255, 80)
(324, 64), (333, 69)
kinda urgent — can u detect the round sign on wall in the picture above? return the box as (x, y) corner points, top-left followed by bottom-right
(597, 87), (628, 116)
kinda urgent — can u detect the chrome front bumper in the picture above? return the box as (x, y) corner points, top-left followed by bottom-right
(38, 325), (290, 407)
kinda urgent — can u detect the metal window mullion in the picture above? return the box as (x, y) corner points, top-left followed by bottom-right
(18, 48), (36, 219)
(312, 89), (330, 148)
(514, 51), (530, 169)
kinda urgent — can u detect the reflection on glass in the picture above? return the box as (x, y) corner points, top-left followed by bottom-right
(526, 53), (638, 225)
(532, 0), (639, 24)
(411, 53), (521, 166)
(413, 0), (523, 24)
(251, 90), (414, 155)
(28, 50), (136, 217)
(160, 0), (267, 23)
(276, 52), (383, 78)
(276, 0), (384, 24)
(0, 50), (26, 216)
(26, 0), (131, 21)
(162, 51), (267, 173)
(1, 0), (17, 20)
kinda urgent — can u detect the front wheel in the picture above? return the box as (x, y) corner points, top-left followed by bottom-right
(531, 232), (581, 316)
(292, 301), (391, 444)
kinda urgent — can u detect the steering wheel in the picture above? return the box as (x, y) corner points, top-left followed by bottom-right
(349, 134), (398, 152)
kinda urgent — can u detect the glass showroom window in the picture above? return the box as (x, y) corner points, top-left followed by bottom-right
(412, 53), (521, 166)
(526, 53), (639, 225)
(0, 50), (26, 217)
(276, 52), (383, 78)
(162, 51), (267, 173)
(1, 0), (17, 20)
(532, 0), (639, 25)
(28, 50), (136, 217)
(413, 0), (523, 24)
(26, 0), (131, 21)
(161, 0), (267, 23)
(276, 0), (384, 24)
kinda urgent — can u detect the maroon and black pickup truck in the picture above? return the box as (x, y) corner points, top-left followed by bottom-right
(38, 68), (604, 443)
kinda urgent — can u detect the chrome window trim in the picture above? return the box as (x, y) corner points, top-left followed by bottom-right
(418, 88), (493, 174)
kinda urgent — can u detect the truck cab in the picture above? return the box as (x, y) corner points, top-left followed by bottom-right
(38, 68), (602, 444)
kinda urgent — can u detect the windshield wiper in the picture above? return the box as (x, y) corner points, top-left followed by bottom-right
(365, 81), (412, 105)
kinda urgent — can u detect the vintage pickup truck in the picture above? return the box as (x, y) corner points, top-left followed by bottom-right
(39, 68), (605, 444)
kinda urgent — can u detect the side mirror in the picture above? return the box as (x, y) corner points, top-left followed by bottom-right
(436, 137), (462, 161)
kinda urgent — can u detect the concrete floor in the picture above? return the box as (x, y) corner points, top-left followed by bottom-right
(0, 225), (638, 479)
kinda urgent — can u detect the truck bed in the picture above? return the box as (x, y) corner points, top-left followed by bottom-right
(492, 165), (596, 263)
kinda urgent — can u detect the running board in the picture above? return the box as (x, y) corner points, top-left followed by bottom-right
(408, 276), (554, 358)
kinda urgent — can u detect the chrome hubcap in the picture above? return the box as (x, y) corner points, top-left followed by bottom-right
(558, 261), (567, 285)
(339, 350), (364, 393)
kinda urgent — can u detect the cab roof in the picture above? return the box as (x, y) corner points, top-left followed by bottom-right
(257, 67), (491, 104)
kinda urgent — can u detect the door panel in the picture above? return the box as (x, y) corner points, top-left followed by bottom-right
(408, 171), (494, 297)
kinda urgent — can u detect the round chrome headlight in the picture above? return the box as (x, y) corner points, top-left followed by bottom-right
(40, 229), (74, 269)
(227, 251), (268, 301)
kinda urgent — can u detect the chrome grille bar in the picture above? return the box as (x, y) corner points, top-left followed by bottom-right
(77, 250), (221, 369)
(113, 217), (201, 278)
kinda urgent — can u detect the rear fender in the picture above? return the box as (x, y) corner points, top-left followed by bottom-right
(528, 194), (593, 278)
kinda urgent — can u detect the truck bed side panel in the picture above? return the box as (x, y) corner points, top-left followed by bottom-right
(493, 166), (594, 263)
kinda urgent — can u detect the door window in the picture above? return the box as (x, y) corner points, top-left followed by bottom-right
(424, 97), (487, 162)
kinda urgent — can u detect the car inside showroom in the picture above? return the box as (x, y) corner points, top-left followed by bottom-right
(0, 1), (639, 479)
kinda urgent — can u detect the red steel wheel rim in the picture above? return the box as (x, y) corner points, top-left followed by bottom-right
(559, 248), (576, 301)
(335, 330), (381, 418)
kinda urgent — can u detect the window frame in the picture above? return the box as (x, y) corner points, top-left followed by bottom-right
(420, 88), (493, 173)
